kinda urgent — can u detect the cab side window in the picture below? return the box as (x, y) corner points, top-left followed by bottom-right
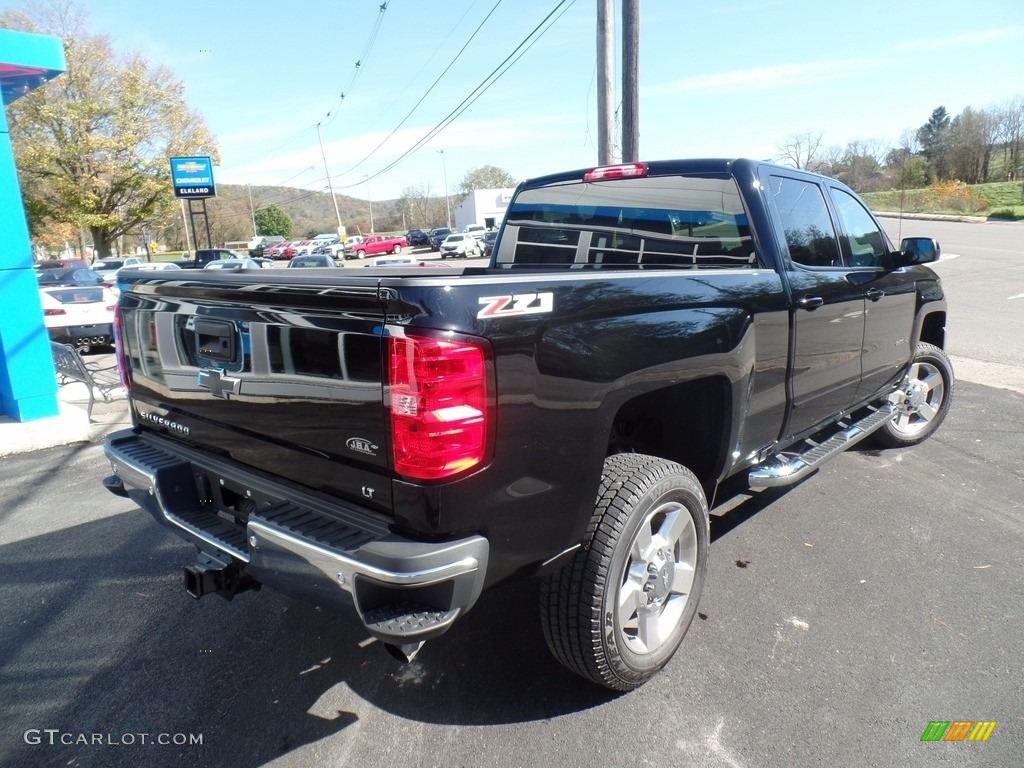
(769, 176), (840, 268)
(830, 188), (888, 268)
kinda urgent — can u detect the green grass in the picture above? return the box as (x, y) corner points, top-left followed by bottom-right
(862, 181), (1024, 220)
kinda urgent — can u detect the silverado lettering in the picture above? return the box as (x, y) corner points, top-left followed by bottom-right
(103, 158), (951, 691)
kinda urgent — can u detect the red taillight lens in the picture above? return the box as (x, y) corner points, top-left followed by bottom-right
(388, 332), (490, 481)
(583, 162), (649, 181)
(43, 308), (67, 316)
(113, 305), (131, 391)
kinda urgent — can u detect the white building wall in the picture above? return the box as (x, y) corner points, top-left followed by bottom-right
(454, 189), (515, 233)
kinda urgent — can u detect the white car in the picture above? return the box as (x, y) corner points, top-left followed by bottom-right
(203, 259), (268, 270)
(464, 224), (487, 240)
(439, 233), (480, 259)
(114, 261), (182, 276)
(39, 284), (118, 349)
(90, 256), (145, 277)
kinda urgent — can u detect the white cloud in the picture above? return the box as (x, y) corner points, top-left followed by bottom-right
(645, 59), (863, 97)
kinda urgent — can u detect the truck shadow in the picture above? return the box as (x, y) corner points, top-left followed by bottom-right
(0, 509), (612, 767)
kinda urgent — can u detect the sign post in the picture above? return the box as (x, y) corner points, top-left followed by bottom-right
(169, 156), (216, 250)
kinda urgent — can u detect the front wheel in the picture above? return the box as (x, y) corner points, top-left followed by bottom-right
(356, 250), (366, 260)
(540, 454), (709, 691)
(392, 244), (402, 254)
(876, 342), (954, 447)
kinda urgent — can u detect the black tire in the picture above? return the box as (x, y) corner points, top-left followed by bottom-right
(392, 244), (402, 254)
(540, 453), (709, 691)
(876, 342), (954, 448)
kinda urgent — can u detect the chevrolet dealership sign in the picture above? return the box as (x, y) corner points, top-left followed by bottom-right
(169, 156), (216, 199)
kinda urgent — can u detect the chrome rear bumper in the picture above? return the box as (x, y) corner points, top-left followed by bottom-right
(104, 429), (488, 643)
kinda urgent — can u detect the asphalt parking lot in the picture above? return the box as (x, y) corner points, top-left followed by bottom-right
(0, 375), (1020, 767)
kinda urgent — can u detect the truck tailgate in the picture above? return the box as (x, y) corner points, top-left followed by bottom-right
(117, 276), (392, 511)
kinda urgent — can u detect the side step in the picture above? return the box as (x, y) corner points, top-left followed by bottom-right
(749, 403), (895, 488)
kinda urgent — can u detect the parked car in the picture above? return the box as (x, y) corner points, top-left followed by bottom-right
(90, 256), (145, 277)
(203, 259), (268, 270)
(264, 241), (292, 260)
(428, 227), (451, 250)
(312, 238), (339, 255)
(362, 255), (448, 268)
(35, 266), (105, 287)
(480, 229), (497, 258)
(288, 254), (340, 268)
(38, 283), (117, 350)
(439, 232), (480, 259)
(249, 236), (286, 257)
(405, 229), (430, 247)
(464, 224), (487, 240)
(343, 234), (407, 260)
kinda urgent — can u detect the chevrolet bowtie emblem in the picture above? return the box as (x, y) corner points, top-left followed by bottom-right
(197, 368), (241, 399)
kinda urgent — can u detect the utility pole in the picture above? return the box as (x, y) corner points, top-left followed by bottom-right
(439, 148), (451, 229)
(621, 0), (640, 162)
(364, 175), (374, 233)
(316, 122), (344, 235)
(246, 183), (257, 238)
(596, 0), (615, 165)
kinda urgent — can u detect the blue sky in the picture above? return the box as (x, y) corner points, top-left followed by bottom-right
(7, 0), (1024, 200)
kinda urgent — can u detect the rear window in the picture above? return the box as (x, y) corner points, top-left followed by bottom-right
(45, 287), (105, 303)
(499, 175), (755, 269)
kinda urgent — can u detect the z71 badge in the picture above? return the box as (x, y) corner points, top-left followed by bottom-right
(477, 292), (554, 319)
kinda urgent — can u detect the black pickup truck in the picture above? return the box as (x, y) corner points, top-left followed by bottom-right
(103, 158), (951, 690)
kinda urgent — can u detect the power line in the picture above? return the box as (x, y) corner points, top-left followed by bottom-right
(338, 0), (577, 190)
(331, 0), (504, 181)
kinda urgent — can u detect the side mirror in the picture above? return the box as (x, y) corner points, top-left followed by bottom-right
(895, 237), (941, 266)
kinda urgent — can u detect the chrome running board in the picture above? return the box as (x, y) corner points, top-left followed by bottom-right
(749, 404), (896, 488)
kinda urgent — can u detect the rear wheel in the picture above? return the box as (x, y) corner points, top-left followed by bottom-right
(877, 342), (954, 447)
(540, 453), (709, 691)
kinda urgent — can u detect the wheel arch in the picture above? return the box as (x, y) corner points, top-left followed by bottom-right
(607, 376), (731, 494)
(917, 308), (946, 350)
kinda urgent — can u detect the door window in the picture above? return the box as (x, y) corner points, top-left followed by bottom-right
(769, 176), (840, 268)
(830, 188), (888, 268)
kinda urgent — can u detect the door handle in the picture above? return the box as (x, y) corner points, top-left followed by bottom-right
(865, 288), (884, 302)
(797, 295), (824, 310)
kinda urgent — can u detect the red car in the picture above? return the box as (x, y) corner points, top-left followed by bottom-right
(283, 240), (314, 260)
(264, 241), (291, 260)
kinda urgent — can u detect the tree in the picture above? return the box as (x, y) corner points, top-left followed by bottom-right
(458, 165), (517, 197)
(776, 131), (826, 171)
(948, 106), (997, 184)
(916, 106), (951, 181)
(254, 205), (292, 238)
(2, 3), (218, 258)
(396, 184), (448, 229)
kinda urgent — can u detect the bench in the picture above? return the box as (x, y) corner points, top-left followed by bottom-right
(50, 342), (123, 420)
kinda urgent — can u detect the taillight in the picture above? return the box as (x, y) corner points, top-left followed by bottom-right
(388, 331), (490, 481)
(113, 305), (131, 391)
(583, 162), (649, 181)
(43, 308), (67, 316)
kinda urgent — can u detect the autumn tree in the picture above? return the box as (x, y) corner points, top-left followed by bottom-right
(1, 3), (218, 258)
(254, 205), (292, 238)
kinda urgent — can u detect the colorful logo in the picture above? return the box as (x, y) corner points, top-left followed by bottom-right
(921, 721), (997, 742)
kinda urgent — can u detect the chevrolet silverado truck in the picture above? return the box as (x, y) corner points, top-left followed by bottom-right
(343, 234), (407, 259)
(103, 158), (952, 691)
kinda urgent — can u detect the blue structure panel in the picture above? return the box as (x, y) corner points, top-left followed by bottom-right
(1, 29), (66, 422)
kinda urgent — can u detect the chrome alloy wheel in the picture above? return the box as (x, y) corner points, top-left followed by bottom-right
(887, 358), (945, 439)
(616, 500), (698, 655)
